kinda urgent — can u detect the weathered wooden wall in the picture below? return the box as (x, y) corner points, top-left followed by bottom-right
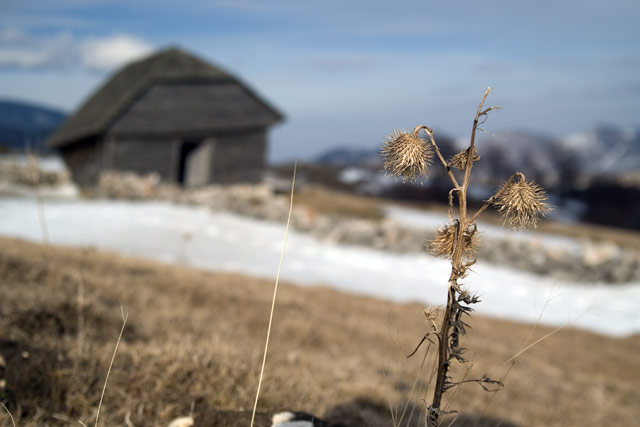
(107, 137), (178, 181)
(211, 130), (266, 183)
(60, 78), (275, 186)
(110, 82), (279, 135)
(62, 131), (267, 186)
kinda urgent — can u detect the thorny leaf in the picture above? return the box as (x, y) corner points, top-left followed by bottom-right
(477, 375), (504, 392)
(406, 333), (436, 358)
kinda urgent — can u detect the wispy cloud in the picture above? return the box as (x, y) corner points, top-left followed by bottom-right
(0, 29), (76, 69)
(1, 0), (638, 160)
(81, 35), (152, 71)
(0, 29), (152, 71)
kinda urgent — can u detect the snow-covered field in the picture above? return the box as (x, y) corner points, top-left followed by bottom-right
(1, 197), (639, 337)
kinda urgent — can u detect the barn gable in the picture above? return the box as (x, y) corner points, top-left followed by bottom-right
(48, 47), (282, 147)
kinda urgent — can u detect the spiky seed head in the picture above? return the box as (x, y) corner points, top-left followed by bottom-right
(493, 175), (551, 229)
(429, 222), (479, 260)
(430, 224), (456, 258)
(381, 130), (433, 182)
(450, 147), (480, 171)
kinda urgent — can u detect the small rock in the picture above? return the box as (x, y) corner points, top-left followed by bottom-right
(168, 416), (194, 427)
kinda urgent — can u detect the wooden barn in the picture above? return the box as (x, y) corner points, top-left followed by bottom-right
(47, 47), (283, 186)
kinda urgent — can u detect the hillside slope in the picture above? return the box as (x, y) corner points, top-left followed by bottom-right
(0, 237), (638, 426)
(0, 100), (66, 152)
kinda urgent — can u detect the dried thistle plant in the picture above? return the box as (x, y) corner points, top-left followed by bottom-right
(380, 87), (550, 427)
(381, 129), (434, 182)
(493, 173), (550, 229)
(450, 147), (480, 171)
(430, 222), (479, 261)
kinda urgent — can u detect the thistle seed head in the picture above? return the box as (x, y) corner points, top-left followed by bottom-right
(429, 222), (479, 260)
(494, 175), (551, 229)
(450, 147), (480, 171)
(381, 130), (433, 182)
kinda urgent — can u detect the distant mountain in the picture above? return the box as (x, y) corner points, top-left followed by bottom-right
(314, 125), (640, 191)
(471, 130), (573, 188)
(312, 126), (640, 229)
(564, 125), (640, 176)
(0, 99), (66, 153)
(472, 125), (640, 189)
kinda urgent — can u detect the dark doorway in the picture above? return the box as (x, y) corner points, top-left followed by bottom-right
(177, 140), (201, 184)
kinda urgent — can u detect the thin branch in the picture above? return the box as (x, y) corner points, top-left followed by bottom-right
(447, 189), (457, 222)
(480, 285), (560, 418)
(480, 106), (503, 117)
(95, 307), (128, 427)
(406, 333), (436, 358)
(415, 126), (460, 189)
(446, 376), (504, 391)
(480, 361), (515, 420)
(504, 312), (587, 365)
(397, 339), (433, 427)
(463, 87), (492, 193)
(470, 172), (521, 223)
(522, 284), (561, 350)
(250, 162), (297, 427)
(0, 402), (16, 427)
(443, 362), (475, 413)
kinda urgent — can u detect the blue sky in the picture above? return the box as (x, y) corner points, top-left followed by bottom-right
(1, 0), (639, 161)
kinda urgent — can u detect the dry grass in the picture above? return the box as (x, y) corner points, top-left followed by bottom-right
(295, 185), (385, 220)
(385, 195), (640, 250)
(293, 181), (640, 250)
(0, 237), (639, 426)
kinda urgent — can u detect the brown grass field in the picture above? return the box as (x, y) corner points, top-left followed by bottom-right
(0, 236), (639, 426)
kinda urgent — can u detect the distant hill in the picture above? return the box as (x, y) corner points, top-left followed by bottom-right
(314, 125), (640, 189)
(312, 125), (640, 229)
(564, 125), (640, 176)
(0, 99), (66, 153)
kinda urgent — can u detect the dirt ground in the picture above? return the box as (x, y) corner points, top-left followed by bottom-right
(0, 236), (639, 426)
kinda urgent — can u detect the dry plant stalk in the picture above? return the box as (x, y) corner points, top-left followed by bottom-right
(0, 402), (16, 427)
(250, 162), (297, 427)
(381, 87), (550, 426)
(94, 307), (128, 427)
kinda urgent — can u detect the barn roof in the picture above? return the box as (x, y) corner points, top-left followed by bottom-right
(48, 47), (284, 147)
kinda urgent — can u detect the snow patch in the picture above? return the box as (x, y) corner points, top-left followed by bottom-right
(0, 198), (638, 337)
